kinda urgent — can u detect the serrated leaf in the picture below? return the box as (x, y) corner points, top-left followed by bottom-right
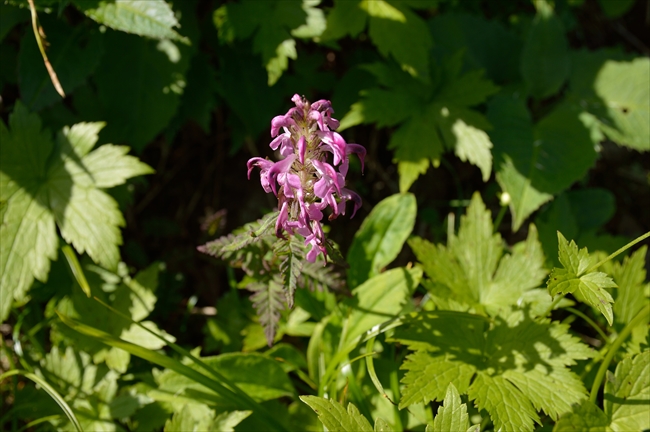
(18, 17), (104, 110)
(609, 246), (649, 332)
(548, 232), (616, 325)
(276, 236), (303, 308)
(347, 193), (416, 288)
(374, 417), (392, 431)
(164, 404), (202, 432)
(553, 400), (609, 431)
(321, 0), (366, 40)
(198, 212), (279, 257)
(300, 396), (373, 432)
(0, 105), (151, 322)
(409, 194), (547, 313)
(393, 310), (593, 431)
(432, 383), (470, 432)
(489, 96), (597, 230)
(210, 410), (252, 432)
(345, 266), (422, 345)
(75, 0), (188, 43)
(451, 118), (492, 182)
(604, 351), (650, 431)
(249, 279), (285, 346)
(520, 2), (569, 98)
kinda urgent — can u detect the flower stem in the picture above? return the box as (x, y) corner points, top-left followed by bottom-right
(583, 231), (650, 275)
(566, 307), (609, 344)
(589, 302), (650, 403)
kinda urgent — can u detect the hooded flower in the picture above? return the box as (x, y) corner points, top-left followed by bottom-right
(248, 95), (366, 262)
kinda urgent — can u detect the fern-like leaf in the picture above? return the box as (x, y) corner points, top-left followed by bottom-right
(275, 237), (303, 308)
(198, 211), (278, 257)
(248, 279), (285, 346)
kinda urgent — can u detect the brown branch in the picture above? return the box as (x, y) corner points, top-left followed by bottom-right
(27, 0), (65, 98)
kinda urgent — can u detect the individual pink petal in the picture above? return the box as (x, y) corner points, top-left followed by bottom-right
(267, 154), (297, 196)
(346, 143), (366, 173)
(271, 113), (296, 137)
(309, 110), (325, 132)
(296, 136), (307, 164)
(340, 188), (362, 218)
(276, 201), (289, 238)
(312, 160), (341, 194)
(246, 157), (271, 179)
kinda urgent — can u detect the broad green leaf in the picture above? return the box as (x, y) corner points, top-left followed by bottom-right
(604, 351), (650, 431)
(0, 104), (151, 322)
(548, 232), (616, 325)
(520, 1), (569, 98)
(347, 193), (417, 288)
(344, 266), (422, 345)
(593, 58), (650, 151)
(489, 96), (597, 230)
(363, 0), (431, 80)
(300, 396), (373, 432)
(553, 400), (609, 431)
(291, 0), (327, 39)
(393, 310), (593, 431)
(93, 31), (188, 152)
(374, 417), (392, 431)
(409, 193), (547, 312)
(74, 0), (188, 43)
(432, 383), (470, 432)
(18, 17), (104, 110)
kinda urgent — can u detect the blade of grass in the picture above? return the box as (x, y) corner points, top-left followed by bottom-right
(0, 370), (81, 432)
(62, 245), (91, 297)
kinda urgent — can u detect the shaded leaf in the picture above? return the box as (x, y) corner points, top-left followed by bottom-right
(300, 396), (373, 432)
(604, 351), (650, 431)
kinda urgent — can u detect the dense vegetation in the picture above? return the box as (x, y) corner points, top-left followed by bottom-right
(1, 0), (648, 431)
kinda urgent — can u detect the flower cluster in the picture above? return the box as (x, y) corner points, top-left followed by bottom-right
(247, 95), (366, 262)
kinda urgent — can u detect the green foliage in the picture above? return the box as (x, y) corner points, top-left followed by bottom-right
(300, 396), (379, 431)
(347, 192), (416, 288)
(430, 383), (471, 432)
(0, 103), (152, 322)
(548, 232), (617, 325)
(392, 309), (594, 431)
(409, 192), (547, 314)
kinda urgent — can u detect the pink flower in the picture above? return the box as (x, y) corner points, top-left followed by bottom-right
(247, 94), (366, 263)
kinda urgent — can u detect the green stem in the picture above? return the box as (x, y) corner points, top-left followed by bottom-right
(493, 203), (508, 233)
(583, 231), (650, 275)
(566, 307), (609, 344)
(589, 303), (650, 403)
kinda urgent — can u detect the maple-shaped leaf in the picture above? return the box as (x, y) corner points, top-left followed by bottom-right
(391, 309), (594, 432)
(300, 396), (375, 432)
(341, 53), (498, 192)
(0, 103), (153, 322)
(554, 350), (649, 431)
(547, 232), (617, 325)
(409, 192), (547, 314)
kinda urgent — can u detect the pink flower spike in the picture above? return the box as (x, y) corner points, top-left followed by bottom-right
(297, 136), (307, 164)
(267, 154), (297, 196)
(312, 160), (341, 194)
(309, 110), (326, 132)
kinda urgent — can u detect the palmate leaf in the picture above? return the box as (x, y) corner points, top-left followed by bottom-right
(548, 232), (617, 325)
(408, 192), (547, 314)
(0, 103), (152, 322)
(392, 309), (594, 432)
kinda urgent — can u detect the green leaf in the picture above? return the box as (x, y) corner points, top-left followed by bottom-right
(347, 193), (416, 288)
(520, 1), (569, 98)
(344, 266), (422, 345)
(0, 104), (151, 322)
(321, 0), (366, 40)
(608, 246), (649, 330)
(409, 193), (547, 313)
(92, 31), (188, 152)
(489, 96), (597, 230)
(300, 396), (373, 432)
(450, 118), (492, 182)
(553, 400), (609, 431)
(210, 410), (253, 432)
(592, 58), (650, 151)
(432, 383), (470, 432)
(604, 351), (650, 431)
(548, 232), (616, 325)
(199, 212), (279, 257)
(249, 279), (285, 346)
(363, 0), (431, 80)
(74, 0), (189, 43)
(374, 417), (392, 431)
(393, 310), (594, 431)
(18, 17), (104, 110)
(164, 405), (203, 432)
